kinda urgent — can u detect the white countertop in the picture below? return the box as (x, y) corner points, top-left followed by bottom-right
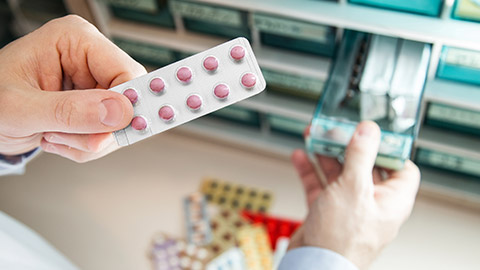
(0, 131), (479, 270)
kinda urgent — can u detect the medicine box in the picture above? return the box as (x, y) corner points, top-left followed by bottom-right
(106, 0), (175, 28)
(113, 38), (177, 68)
(210, 105), (260, 127)
(307, 31), (431, 170)
(437, 46), (480, 86)
(349, 0), (444, 17)
(268, 114), (309, 138)
(169, 0), (251, 40)
(252, 13), (336, 57)
(452, 0), (480, 22)
(262, 68), (326, 100)
(415, 148), (480, 179)
(425, 102), (480, 136)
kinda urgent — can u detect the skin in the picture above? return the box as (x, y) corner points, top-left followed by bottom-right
(0, 15), (146, 162)
(289, 121), (421, 269)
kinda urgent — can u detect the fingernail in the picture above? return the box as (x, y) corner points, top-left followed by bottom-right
(100, 99), (123, 127)
(357, 124), (374, 138)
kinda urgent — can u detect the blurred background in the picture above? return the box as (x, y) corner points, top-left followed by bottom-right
(0, 0), (479, 269)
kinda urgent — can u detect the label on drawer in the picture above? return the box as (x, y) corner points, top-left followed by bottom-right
(170, 0), (242, 27)
(269, 115), (308, 135)
(105, 0), (158, 12)
(427, 103), (480, 129)
(444, 47), (480, 69)
(253, 13), (330, 43)
(417, 149), (480, 177)
(262, 68), (324, 96)
(114, 38), (176, 65)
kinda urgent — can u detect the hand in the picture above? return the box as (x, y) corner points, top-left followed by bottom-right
(289, 121), (421, 269)
(0, 15), (146, 162)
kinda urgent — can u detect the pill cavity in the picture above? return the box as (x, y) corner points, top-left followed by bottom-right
(241, 73), (256, 89)
(158, 105), (175, 122)
(230, 46), (245, 61)
(150, 78), (165, 93)
(177, 66), (193, 83)
(123, 88), (138, 104)
(203, 56), (218, 72)
(131, 116), (147, 131)
(213, 84), (230, 99)
(186, 94), (202, 110)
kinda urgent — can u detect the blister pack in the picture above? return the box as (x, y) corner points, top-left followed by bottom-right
(184, 193), (213, 246)
(111, 37), (266, 146)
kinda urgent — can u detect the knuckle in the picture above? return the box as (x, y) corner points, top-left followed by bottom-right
(54, 96), (78, 128)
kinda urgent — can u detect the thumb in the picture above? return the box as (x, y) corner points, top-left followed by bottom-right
(341, 121), (381, 187)
(30, 89), (133, 134)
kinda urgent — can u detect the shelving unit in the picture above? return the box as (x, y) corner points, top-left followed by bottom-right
(8, 0), (478, 206)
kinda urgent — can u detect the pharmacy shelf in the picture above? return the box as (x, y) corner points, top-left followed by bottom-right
(108, 18), (331, 81)
(419, 166), (480, 207)
(196, 0), (480, 51)
(108, 18), (226, 54)
(175, 116), (304, 157)
(238, 91), (316, 122)
(416, 126), (480, 160)
(423, 79), (480, 112)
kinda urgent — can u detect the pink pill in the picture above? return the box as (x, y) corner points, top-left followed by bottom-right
(131, 116), (147, 131)
(158, 105), (175, 122)
(213, 84), (230, 99)
(186, 94), (202, 110)
(176, 66), (193, 83)
(241, 73), (256, 88)
(230, 46), (245, 61)
(150, 78), (165, 93)
(123, 88), (138, 104)
(203, 56), (218, 71)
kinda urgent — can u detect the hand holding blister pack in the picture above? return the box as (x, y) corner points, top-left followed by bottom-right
(307, 30), (431, 170)
(110, 38), (266, 146)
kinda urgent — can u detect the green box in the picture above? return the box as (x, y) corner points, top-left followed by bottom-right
(349, 0), (444, 17)
(262, 68), (325, 100)
(452, 0), (480, 22)
(107, 0), (175, 28)
(437, 46), (480, 86)
(210, 106), (260, 126)
(425, 102), (480, 136)
(416, 148), (480, 179)
(268, 115), (309, 138)
(113, 38), (177, 67)
(170, 0), (250, 40)
(253, 13), (336, 57)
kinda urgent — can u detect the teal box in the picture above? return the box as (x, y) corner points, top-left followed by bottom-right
(253, 13), (336, 57)
(415, 148), (480, 179)
(209, 106), (260, 127)
(107, 0), (175, 28)
(349, 0), (444, 17)
(113, 38), (177, 67)
(268, 115), (309, 138)
(437, 46), (480, 86)
(425, 102), (480, 136)
(170, 0), (251, 40)
(452, 0), (480, 22)
(262, 68), (326, 100)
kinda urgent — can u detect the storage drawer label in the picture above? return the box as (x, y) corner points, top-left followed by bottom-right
(418, 149), (480, 177)
(114, 38), (176, 64)
(170, 0), (242, 27)
(253, 13), (330, 43)
(427, 103), (480, 129)
(262, 68), (324, 95)
(104, 0), (158, 12)
(444, 47), (480, 69)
